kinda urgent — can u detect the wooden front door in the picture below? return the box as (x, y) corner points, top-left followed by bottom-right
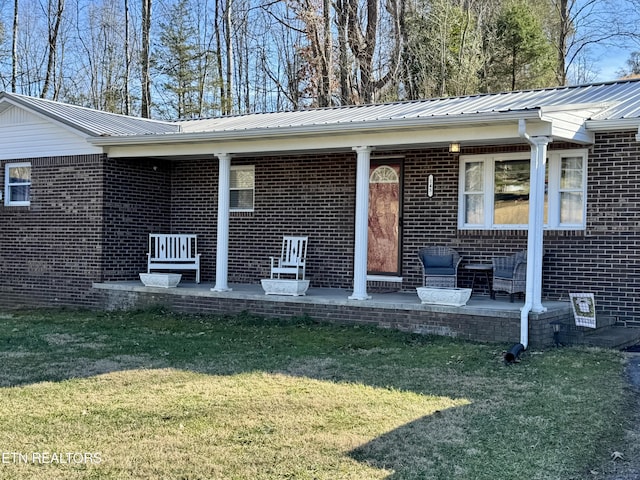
(367, 162), (402, 275)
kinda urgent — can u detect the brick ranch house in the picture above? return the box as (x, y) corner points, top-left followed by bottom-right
(1, 80), (639, 348)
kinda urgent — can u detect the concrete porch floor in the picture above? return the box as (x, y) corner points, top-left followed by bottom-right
(93, 280), (574, 347)
(94, 280), (569, 314)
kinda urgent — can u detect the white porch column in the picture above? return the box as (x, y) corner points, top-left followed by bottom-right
(211, 153), (232, 292)
(349, 146), (373, 300)
(526, 136), (551, 313)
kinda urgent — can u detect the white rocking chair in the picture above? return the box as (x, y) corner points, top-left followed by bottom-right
(270, 236), (308, 280)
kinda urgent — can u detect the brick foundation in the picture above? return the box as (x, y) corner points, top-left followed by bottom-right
(94, 285), (570, 347)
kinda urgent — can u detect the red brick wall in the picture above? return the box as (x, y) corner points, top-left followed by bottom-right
(399, 138), (640, 325)
(0, 155), (105, 307)
(0, 155), (174, 307)
(543, 131), (640, 325)
(169, 158), (217, 283)
(170, 154), (357, 287)
(102, 157), (172, 280)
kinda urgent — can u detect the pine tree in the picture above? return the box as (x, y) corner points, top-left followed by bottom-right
(483, 0), (556, 92)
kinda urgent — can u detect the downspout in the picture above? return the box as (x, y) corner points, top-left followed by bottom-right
(509, 119), (551, 362)
(517, 119), (534, 352)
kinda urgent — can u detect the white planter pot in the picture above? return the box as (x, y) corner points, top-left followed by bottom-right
(139, 273), (182, 288)
(416, 286), (472, 306)
(261, 279), (310, 296)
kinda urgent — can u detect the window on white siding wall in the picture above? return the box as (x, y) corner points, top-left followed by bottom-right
(458, 150), (587, 230)
(4, 162), (31, 206)
(230, 165), (254, 211)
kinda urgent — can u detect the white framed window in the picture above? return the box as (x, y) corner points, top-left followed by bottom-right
(4, 162), (31, 207)
(230, 165), (254, 211)
(458, 150), (587, 230)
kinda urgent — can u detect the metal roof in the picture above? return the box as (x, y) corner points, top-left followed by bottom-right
(3, 79), (640, 139)
(177, 79), (640, 134)
(0, 91), (180, 136)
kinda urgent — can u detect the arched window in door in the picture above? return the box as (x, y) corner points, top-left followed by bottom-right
(368, 163), (401, 275)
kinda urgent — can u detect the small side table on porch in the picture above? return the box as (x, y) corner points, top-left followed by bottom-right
(464, 264), (494, 298)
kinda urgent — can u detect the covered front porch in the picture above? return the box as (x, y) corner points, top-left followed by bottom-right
(93, 280), (572, 347)
(88, 88), (639, 349)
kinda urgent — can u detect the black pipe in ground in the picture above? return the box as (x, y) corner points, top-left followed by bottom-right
(504, 343), (525, 363)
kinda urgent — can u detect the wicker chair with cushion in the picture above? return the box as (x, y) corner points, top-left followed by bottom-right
(492, 250), (527, 302)
(418, 246), (462, 288)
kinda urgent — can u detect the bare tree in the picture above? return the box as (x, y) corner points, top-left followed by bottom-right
(40, 0), (64, 98)
(346, 0), (404, 104)
(141, 0), (151, 118)
(258, 0), (306, 109)
(224, 0), (233, 114)
(347, 0), (378, 103)
(334, 0), (353, 104)
(6, 0), (640, 117)
(402, 0), (482, 98)
(124, 0), (131, 115)
(552, 0), (640, 85)
(68, 0), (130, 112)
(11, 0), (18, 92)
(193, 0), (218, 116)
(286, 0), (333, 107)
(321, 0), (331, 105)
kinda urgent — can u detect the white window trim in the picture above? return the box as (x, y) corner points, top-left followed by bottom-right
(4, 162), (31, 207)
(230, 165), (254, 212)
(458, 149), (587, 230)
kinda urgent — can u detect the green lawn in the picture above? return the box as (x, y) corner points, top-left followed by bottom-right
(0, 308), (632, 479)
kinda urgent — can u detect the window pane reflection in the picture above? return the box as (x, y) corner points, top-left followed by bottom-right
(230, 190), (253, 209)
(561, 157), (583, 189)
(465, 194), (483, 224)
(465, 162), (483, 191)
(560, 192), (583, 224)
(494, 159), (530, 224)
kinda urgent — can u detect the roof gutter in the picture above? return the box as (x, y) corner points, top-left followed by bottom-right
(585, 118), (640, 132)
(88, 110), (545, 146)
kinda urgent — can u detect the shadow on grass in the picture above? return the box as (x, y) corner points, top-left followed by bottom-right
(0, 307), (623, 479)
(349, 413), (463, 479)
(0, 308), (489, 477)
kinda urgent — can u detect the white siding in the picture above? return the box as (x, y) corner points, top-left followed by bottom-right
(0, 105), (102, 160)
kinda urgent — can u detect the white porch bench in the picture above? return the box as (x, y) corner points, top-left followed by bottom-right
(147, 234), (201, 283)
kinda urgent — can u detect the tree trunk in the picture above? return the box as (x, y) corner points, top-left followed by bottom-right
(335, 0), (351, 104)
(556, 0), (568, 85)
(141, 0), (152, 118)
(224, 0), (233, 115)
(124, 0), (131, 116)
(41, 0), (64, 99)
(347, 0), (378, 103)
(214, 0), (225, 113)
(11, 0), (18, 93)
(346, 0), (403, 104)
(320, 0), (332, 106)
